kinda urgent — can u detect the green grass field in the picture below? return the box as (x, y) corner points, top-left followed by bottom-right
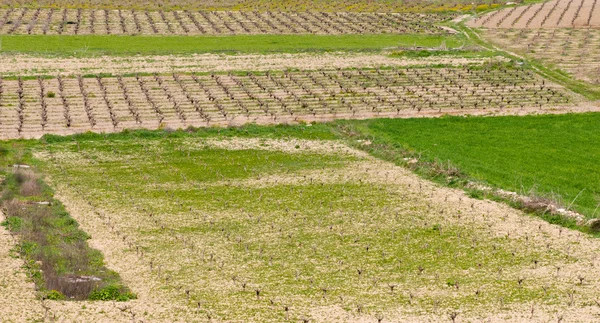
(0, 34), (467, 56)
(338, 113), (600, 219)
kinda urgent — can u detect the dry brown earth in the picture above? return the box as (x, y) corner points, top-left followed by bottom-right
(0, 53), (505, 77)
(468, 0), (600, 28)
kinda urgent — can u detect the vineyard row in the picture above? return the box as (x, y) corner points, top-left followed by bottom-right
(0, 8), (448, 35)
(0, 67), (570, 138)
(0, 0), (505, 14)
(484, 28), (600, 84)
(469, 0), (600, 29)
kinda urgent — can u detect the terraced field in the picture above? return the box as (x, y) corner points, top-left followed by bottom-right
(470, 0), (600, 90)
(483, 27), (600, 85)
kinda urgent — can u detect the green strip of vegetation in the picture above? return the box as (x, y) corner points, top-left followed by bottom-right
(0, 145), (135, 301)
(39, 123), (338, 143)
(0, 34), (468, 57)
(333, 114), (600, 225)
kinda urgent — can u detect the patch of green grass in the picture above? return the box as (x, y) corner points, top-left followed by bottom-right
(0, 34), (468, 57)
(335, 113), (600, 219)
(51, 144), (355, 185)
(41, 123), (338, 143)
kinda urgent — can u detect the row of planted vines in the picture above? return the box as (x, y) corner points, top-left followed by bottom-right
(483, 28), (600, 84)
(469, 0), (600, 29)
(0, 9), (449, 35)
(0, 0), (507, 13)
(0, 65), (571, 138)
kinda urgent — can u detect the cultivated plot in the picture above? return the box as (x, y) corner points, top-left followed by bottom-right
(0, 0), (503, 13)
(0, 9), (449, 35)
(22, 135), (600, 322)
(0, 65), (573, 139)
(0, 53), (500, 77)
(483, 28), (600, 85)
(468, 0), (600, 29)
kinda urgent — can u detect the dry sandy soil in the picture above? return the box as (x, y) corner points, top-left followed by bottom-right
(482, 28), (600, 85)
(0, 138), (595, 322)
(468, 0), (600, 29)
(0, 53), (503, 77)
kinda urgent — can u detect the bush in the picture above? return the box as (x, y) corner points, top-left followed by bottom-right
(89, 285), (136, 301)
(46, 289), (66, 300)
(588, 219), (600, 232)
(20, 179), (42, 197)
(1, 216), (22, 231)
(46, 91), (56, 98)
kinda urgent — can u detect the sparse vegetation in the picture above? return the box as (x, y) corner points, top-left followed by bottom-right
(0, 158), (135, 301)
(24, 127), (591, 321)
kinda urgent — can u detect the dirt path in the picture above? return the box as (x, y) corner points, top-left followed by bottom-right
(0, 211), (45, 322)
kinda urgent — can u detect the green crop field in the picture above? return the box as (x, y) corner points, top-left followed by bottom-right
(0, 34), (468, 56)
(336, 113), (600, 220)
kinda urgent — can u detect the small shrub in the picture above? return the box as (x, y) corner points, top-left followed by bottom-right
(46, 91), (56, 98)
(20, 179), (42, 197)
(4, 200), (27, 218)
(89, 285), (136, 301)
(46, 290), (66, 300)
(1, 216), (22, 231)
(588, 219), (600, 232)
(14, 169), (36, 185)
(467, 189), (484, 199)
